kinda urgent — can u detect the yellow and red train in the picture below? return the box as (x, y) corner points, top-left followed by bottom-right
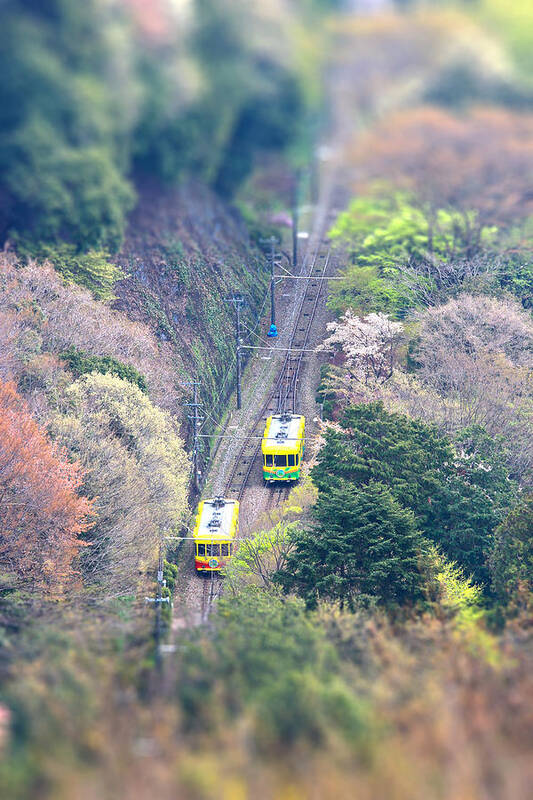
(261, 413), (305, 483)
(193, 413), (305, 574)
(193, 496), (239, 573)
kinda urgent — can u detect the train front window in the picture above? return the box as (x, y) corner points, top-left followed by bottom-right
(288, 454), (296, 467)
(197, 543), (206, 556)
(265, 454), (273, 467)
(221, 543), (230, 557)
(274, 454), (287, 467)
(206, 543), (220, 557)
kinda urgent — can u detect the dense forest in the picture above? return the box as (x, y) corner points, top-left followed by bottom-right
(1, 0), (532, 798)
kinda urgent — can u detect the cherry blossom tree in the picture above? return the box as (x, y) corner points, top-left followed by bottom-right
(323, 310), (404, 387)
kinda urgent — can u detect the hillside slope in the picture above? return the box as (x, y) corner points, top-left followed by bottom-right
(114, 177), (269, 417)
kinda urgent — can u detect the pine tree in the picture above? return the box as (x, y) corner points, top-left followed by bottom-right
(311, 402), (452, 516)
(311, 403), (517, 586)
(490, 495), (533, 605)
(275, 483), (426, 609)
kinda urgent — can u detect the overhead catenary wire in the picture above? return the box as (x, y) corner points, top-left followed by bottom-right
(196, 239), (317, 447)
(195, 230), (328, 434)
(238, 319), (276, 347)
(274, 273), (345, 280)
(199, 231), (318, 423)
(241, 344), (334, 352)
(198, 272), (272, 431)
(196, 433), (322, 441)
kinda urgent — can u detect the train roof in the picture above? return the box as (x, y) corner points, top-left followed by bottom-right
(194, 497), (239, 541)
(262, 413), (305, 455)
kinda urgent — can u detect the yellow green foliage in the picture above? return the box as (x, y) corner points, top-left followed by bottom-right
(51, 373), (189, 591)
(33, 244), (124, 301)
(477, 0), (533, 80)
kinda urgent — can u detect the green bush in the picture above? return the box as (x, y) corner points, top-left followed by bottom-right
(163, 560), (179, 593)
(60, 347), (148, 393)
(326, 264), (410, 317)
(27, 244), (124, 301)
(497, 250), (533, 309)
(328, 193), (498, 316)
(175, 586), (373, 752)
(0, 4), (135, 252)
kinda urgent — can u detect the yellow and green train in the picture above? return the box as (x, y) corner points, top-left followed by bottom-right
(261, 413), (305, 483)
(193, 497), (239, 573)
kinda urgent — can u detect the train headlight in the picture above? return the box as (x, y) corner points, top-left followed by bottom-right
(209, 558), (219, 568)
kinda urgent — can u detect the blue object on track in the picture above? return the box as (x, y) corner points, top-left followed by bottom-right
(267, 323), (278, 337)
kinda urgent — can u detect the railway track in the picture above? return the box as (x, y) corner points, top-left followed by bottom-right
(184, 235), (334, 623)
(224, 238), (333, 501)
(192, 174), (341, 623)
(200, 572), (222, 624)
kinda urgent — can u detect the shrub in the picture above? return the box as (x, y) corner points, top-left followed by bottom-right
(60, 347), (147, 393)
(50, 373), (189, 591)
(175, 587), (373, 753)
(27, 244), (124, 301)
(490, 494), (533, 606)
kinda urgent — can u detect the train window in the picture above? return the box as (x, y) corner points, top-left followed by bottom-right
(265, 454), (273, 466)
(221, 543), (229, 557)
(274, 454), (287, 467)
(206, 543), (220, 557)
(197, 543), (206, 556)
(288, 454), (296, 466)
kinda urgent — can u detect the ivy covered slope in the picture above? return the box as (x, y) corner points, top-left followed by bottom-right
(112, 179), (268, 412)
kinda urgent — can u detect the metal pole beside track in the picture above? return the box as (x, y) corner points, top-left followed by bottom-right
(292, 169), (300, 268)
(236, 299), (242, 410)
(270, 237), (276, 327)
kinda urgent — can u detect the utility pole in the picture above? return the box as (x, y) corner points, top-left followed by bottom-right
(310, 159), (318, 206)
(184, 381), (203, 493)
(225, 293), (245, 409)
(260, 235), (278, 338)
(292, 168), (301, 268)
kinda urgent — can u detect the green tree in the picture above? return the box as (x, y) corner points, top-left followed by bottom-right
(328, 193), (497, 315)
(312, 404), (517, 585)
(134, 0), (306, 195)
(60, 347), (147, 393)
(329, 194), (497, 268)
(489, 494), (533, 605)
(0, 1), (135, 251)
(27, 243), (124, 301)
(275, 483), (426, 609)
(51, 373), (189, 590)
